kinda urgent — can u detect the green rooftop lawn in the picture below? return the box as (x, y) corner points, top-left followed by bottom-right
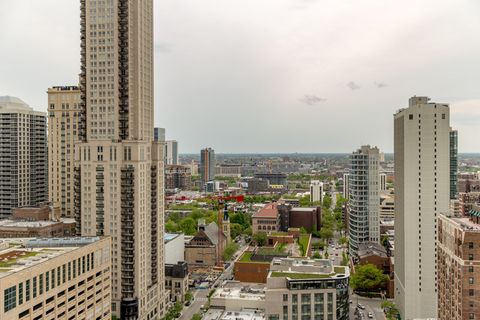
(239, 252), (253, 262)
(298, 234), (310, 256)
(271, 272), (332, 279)
(0, 251), (39, 268)
(334, 266), (345, 274)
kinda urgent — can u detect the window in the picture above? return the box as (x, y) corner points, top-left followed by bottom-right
(469, 266), (474, 273)
(39, 274), (43, 295)
(409, 114), (413, 120)
(18, 283), (23, 305)
(4, 286), (17, 312)
(33, 277), (37, 298)
(470, 278), (475, 285)
(25, 280), (30, 302)
(283, 294), (288, 302)
(469, 289), (475, 296)
(442, 113), (445, 119)
(469, 254), (474, 261)
(292, 294), (298, 304)
(469, 242), (474, 249)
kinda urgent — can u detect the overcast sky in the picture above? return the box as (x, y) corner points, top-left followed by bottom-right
(1, 0), (480, 153)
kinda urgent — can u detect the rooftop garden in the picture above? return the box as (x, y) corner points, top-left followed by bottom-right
(0, 251), (39, 268)
(298, 234), (310, 256)
(334, 266), (345, 274)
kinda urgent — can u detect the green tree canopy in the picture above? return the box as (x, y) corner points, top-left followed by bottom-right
(351, 264), (389, 292)
(253, 232), (267, 246)
(322, 195), (332, 209)
(319, 226), (333, 241)
(223, 242), (239, 261)
(230, 223), (244, 239)
(381, 301), (400, 320)
(179, 217), (197, 235)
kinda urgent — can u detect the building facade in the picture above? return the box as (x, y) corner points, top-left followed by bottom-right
(0, 97), (47, 218)
(0, 237), (111, 320)
(438, 214), (480, 320)
(450, 129), (458, 199)
(47, 86), (81, 218)
(309, 180), (323, 203)
(165, 165), (191, 190)
(379, 173), (387, 191)
(165, 140), (178, 165)
(154, 127), (165, 142)
(75, 1), (166, 318)
(348, 145), (380, 256)
(342, 173), (350, 200)
(200, 148), (215, 185)
(265, 258), (349, 320)
(165, 262), (188, 303)
(394, 96), (450, 319)
(252, 203), (280, 234)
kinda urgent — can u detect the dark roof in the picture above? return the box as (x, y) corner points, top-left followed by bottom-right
(357, 242), (388, 258)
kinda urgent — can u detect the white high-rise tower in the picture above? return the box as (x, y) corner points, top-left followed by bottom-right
(394, 96), (450, 319)
(348, 145), (380, 256)
(75, 1), (167, 319)
(310, 180), (323, 203)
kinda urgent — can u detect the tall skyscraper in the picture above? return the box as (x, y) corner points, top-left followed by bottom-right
(165, 140), (178, 165)
(48, 86), (81, 218)
(379, 173), (387, 191)
(347, 145), (380, 256)
(200, 147), (215, 185)
(154, 127), (165, 142)
(450, 128), (458, 199)
(309, 180), (323, 203)
(75, 1), (166, 318)
(0, 96), (47, 217)
(394, 96), (450, 319)
(343, 173), (350, 200)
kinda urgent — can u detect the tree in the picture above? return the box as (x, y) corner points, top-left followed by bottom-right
(312, 251), (322, 259)
(319, 226), (333, 241)
(341, 251), (348, 266)
(168, 211), (181, 223)
(299, 227), (308, 234)
(253, 232), (267, 246)
(322, 195), (332, 209)
(179, 217), (197, 235)
(191, 314), (202, 320)
(184, 291), (193, 302)
(299, 195), (311, 207)
(381, 301), (400, 320)
(244, 226), (252, 236)
(312, 241), (326, 250)
(381, 235), (390, 248)
(230, 223), (244, 239)
(350, 264), (389, 292)
(338, 236), (348, 246)
(223, 242), (240, 261)
(165, 220), (178, 233)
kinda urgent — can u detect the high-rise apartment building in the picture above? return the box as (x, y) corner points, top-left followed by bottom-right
(0, 237), (111, 320)
(47, 86), (81, 218)
(394, 96), (450, 319)
(154, 127), (165, 142)
(342, 173), (350, 200)
(348, 145), (380, 256)
(165, 140), (178, 165)
(75, 1), (166, 318)
(310, 180), (323, 203)
(379, 173), (387, 191)
(200, 147), (215, 185)
(438, 213), (480, 320)
(0, 96), (47, 218)
(450, 129), (458, 199)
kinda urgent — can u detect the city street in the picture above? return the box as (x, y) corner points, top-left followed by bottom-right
(178, 289), (209, 320)
(349, 294), (386, 320)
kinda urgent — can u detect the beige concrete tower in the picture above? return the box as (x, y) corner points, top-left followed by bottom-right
(394, 96), (450, 319)
(75, 1), (166, 319)
(47, 86), (81, 218)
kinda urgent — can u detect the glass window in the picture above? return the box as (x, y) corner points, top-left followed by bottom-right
(283, 294), (288, 302)
(33, 277), (37, 298)
(25, 280), (30, 302)
(4, 286), (16, 312)
(39, 274), (43, 294)
(18, 283), (23, 305)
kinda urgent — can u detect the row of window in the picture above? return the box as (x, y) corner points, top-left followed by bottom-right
(4, 252), (95, 313)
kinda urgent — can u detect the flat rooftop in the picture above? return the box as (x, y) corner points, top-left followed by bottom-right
(165, 233), (182, 243)
(203, 309), (265, 320)
(212, 286), (265, 301)
(268, 258), (349, 280)
(0, 237), (101, 278)
(451, 217), (480, 231)
(0, 219), (60, 228)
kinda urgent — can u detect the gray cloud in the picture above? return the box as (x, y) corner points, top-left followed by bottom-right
(374, 82), (388, 88)
(347, 81), (361, 90)
(299, 95), (327, 106)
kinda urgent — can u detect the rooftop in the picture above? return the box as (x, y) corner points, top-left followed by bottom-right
(268, 257), (349, 280)
(0, 219), (65, 229)
(253, 203), (278, 219)
(0, 237), (101, 278)
(203, 309), (265, 320)
(212, 286), (265, 301)
(451, 216), (480, 232)
(357, 242), (388, 258)
(165, 233), (182, 243)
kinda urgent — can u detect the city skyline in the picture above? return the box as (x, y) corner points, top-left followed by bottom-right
(1, 0), (479, 153)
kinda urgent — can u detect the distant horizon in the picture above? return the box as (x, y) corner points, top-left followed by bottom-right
(178, 152), (480, 156)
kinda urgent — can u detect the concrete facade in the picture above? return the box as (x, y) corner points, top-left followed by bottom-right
(0, 237), (111, 320)
(47, 86), (81, 218)
(309, 180), (323, 203)
(76, 1), (167, 318)
(0, 97), (47, 218)
(394, 96), (450, 319)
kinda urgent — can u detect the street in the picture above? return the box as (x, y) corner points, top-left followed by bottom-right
(178, 289), (208, 320)
(349, 294), (386, 320)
